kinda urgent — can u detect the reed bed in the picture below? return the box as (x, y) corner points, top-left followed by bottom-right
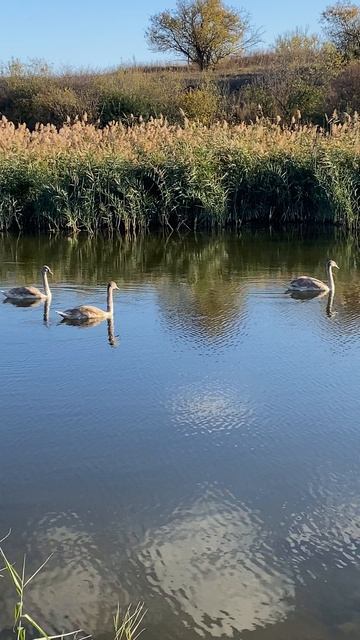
(0, 114), (359, 233)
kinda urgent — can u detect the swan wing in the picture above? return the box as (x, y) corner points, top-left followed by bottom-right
(289, 276), (327, 291)
(57, 305), (106, 320)
(5, 285), (43, 299)
(76, 305), (107, 318)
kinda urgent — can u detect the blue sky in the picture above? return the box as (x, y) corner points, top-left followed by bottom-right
(2, 0), (329, 70)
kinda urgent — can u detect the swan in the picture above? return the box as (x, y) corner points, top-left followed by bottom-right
(1, 265), (53, 301)
(287, 259), (339, 293)
(56, 281), (119, 321)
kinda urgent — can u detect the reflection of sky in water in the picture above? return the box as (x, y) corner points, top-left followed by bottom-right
(169, 383), (254, 437)
(136, 489), (294, 637)
(29, 515), (104, 631)
(287, 494), (360, 576)
(6, 485), (360, 640)
(0, 513), (115, 636)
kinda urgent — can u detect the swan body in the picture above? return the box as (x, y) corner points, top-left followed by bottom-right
(287, 259), (339, 293)
(288, 276), (330, 292)
(1, 265), (53, 301)
(56, 281), (119, 321)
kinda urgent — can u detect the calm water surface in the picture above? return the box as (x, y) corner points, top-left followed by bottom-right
(1, 230), (360, 640)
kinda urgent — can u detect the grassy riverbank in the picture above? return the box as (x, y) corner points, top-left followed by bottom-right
(0, 115), (359, 233)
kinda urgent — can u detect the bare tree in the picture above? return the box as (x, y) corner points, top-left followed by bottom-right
(146, 0), (261, 71)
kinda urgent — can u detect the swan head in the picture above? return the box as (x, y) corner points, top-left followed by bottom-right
(41, 265), (53, 276)
(108, 281), (120, 290)
(327, 259), (339, 270)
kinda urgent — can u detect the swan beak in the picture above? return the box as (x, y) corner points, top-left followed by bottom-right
(334, 263), (340, 269)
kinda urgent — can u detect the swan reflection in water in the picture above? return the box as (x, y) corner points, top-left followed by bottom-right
(289, 290), (336, 318)
(43, 299), (51, 326)
(3, 296), (52, 326)
(326, 290), (336, 318)
(58, 316), (119, 347)
(3, 297), (43, 308)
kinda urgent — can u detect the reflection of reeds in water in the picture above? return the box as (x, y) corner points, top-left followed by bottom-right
(0, 229), (356, 285)
(1, 231), (360, 338)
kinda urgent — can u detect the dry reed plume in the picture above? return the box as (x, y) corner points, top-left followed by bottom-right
(1, 114), (360, 158)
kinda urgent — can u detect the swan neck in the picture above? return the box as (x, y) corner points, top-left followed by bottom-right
(327, 264), (335, 291)
(42, 271), (51, 298)
(107, 286), (113, 314)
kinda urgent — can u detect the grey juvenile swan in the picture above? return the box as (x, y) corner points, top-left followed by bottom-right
(56, 281), (119, 321)
(2, 265), (53, 301)
(287, 259), (339, 293)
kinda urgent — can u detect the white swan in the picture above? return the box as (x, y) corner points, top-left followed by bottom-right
(287, 259), (339, 293)
(56, 281), (119, 321)
(2, 265), (53, 301)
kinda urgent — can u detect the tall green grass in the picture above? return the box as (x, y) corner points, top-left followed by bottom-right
(0, 117), (359, 233)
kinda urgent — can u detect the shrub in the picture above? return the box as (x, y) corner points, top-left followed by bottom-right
(180, 86), (220, 124)
(328, 60), (360, 111)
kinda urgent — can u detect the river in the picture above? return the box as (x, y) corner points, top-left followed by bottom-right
(1, 230), (360, 640)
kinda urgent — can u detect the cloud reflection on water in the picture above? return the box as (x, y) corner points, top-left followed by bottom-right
(136, 489), (294, 637)
(168, 382), (254, 438)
